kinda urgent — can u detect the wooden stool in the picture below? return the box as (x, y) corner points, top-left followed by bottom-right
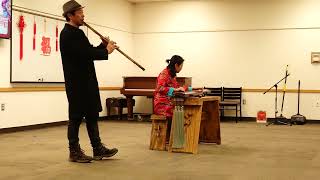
(149, 115), (167, 151)
(106, 97), (135, 120)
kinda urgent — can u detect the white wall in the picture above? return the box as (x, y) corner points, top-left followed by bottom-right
(0, 0), (135, 129)
(133, 0), (320, 119)
(2, 0), (320, 129)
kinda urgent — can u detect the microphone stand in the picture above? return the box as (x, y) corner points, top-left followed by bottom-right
(263, 73), (290, 126)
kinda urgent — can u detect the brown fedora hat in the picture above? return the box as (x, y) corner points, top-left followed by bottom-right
(62, 0), (85, 17)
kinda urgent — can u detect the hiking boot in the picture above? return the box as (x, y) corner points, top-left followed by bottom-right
(93, 144), (118, 160)
(69, 144), (93, 163)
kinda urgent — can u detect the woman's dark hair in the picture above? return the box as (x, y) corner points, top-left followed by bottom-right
(166, 55), (184, 78)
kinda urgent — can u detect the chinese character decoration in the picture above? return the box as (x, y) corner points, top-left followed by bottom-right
(41, 18), (51, 56)
(17, 15), (26, 61)
(41, 36), (51, 56)
(33, 16), (36, 50)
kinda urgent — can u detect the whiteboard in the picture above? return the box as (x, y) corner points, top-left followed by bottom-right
(10, 11), (87, 83)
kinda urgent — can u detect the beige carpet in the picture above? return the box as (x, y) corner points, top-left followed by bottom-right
(0, 121), (319, 180)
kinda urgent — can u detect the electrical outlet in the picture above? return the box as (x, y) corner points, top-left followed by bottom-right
(1, 104), (5, 111)
(243, 99), (246, 105)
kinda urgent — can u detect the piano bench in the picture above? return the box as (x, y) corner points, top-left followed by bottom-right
(149, 115), (168, 151)
(106, 97), (135, 120)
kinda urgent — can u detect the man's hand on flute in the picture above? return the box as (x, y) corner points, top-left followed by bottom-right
(106, 40), (119, 54)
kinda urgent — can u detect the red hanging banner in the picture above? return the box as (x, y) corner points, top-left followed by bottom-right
(17, 15), (26, 61)
(33, 17), (36, 50)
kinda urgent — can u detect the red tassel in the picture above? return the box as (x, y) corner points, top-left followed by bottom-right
(56, 25), (58, 52)
(20, 33), (23, 60)
(33, 20), (36, 50)
(33, 37), (35, 50)
(56, 40), (58, 52)
(17, 15), (26, 61)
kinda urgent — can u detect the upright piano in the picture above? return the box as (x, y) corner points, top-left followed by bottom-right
(120, 76), (192, 119)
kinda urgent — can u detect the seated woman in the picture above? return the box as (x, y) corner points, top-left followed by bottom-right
(153, 55), (191, 140)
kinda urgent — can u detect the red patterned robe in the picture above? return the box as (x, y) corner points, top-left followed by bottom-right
(153, 68), (187, 117)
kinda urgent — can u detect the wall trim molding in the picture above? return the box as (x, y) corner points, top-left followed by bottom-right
(0, 116), (128, 134)
(0, 87), (319, 93)
(0, 121), (68, 134)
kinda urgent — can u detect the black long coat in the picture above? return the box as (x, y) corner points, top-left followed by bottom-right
(60, 23), (108, 117)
